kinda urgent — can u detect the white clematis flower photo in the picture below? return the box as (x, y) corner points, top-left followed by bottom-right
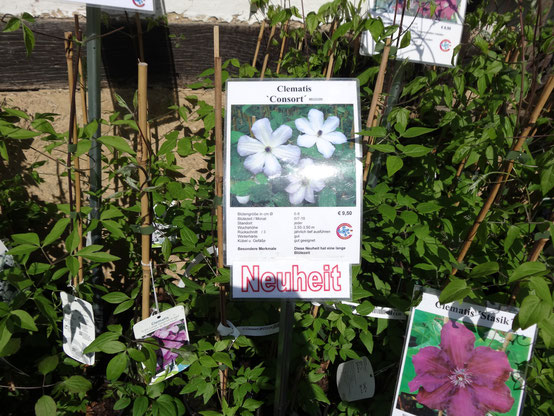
(285, 158), (327, 205)
(294, 108), (347, 158)
(237, 118), (301, 177)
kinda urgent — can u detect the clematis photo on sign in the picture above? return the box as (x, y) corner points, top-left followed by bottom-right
(392, 289), (537, 416)
(229, 104), (356, 208)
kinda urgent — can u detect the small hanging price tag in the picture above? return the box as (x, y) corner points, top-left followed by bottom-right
(61, 292), (95, 365)
(336, 356), (375, 402)
(133, 305), (190, 385)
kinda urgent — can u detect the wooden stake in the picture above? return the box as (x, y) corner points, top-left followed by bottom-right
(138, 62), (152, 320)
(260, 24), (276, 79)
(65, 31), (84, 286)
(452, 75), (554, 275)
(252, 20), (266, 68)
(323, 19), (338, 79)
(275, 20), (289, 74)
(362, 38), (392, 183)
(214, 26), (228, 399)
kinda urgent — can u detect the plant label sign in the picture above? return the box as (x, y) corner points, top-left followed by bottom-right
(224, 79), (362, 299)
(393, 288), (537, 416)
(133, 305), (190, 385)
(63, 0), (154, 12)
(361, 0), (468, 67)
(336, 356), (375, 402)
(61, 292), (95, 365)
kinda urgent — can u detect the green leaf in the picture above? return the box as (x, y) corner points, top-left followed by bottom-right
(10, 309), (38, 331)
(311, 383), (330, 404)
(242, 398), (263, 411)
(504, 225), (520, 253)
(180, 226), (199, 247)
(368, 144), (395, 153)
(398, 144), (432, 157)
(360, 126), (387, 137)
(538, 314), (554, 348)
(23, 25), (35, 56)
(400, 30), (411, 48)
(386, 155), (403, 177)
(212, 351), (233, 369)
(98, 135), (136, 155)
(378, 204), (396, 222)
(113, 299), (134, 315)
(469, 262), (499, 278)
(43, 218), (70, 246)
(359, 331), (374, 354)
(518, 295), (551, 329)
(106, 353), (128, 380)
(76, 248), (120, 263)
(128, 347), (147, 362)
(64, 375), (92, 393)
(3, 17), (20, 33)
(541, 164), (554, 195)
(508, 262), (547, 283)
(38, 355), (59, 375)
(416, 202), (441, 214)
(83, 332), (120, 354)
(400, 127), (437, 138)
(439, 279), (472, 304)
(133, 396), (149, 416)
(366, 18), (384, 41)
(65, 226), (79, 253)
(113, 397), (131, 411)
(7, 244), (39, 256)
(529, 276), (552, 305)
(35, 395), (57, 416)
(99, 340), (127, 354)
(65, 256), (79, 277)
(12, 232), (40, 246)
(102, 292), (130, 304)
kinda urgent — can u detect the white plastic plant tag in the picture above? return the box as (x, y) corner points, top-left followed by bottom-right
(61, 292), (95, 365)
(133, 305), (190, 385)
(336, 356), (375, 402)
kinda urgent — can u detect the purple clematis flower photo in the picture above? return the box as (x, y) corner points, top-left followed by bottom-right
(295, 109), (347, 158)
(153, 322), (188, 371)
(408, 320), (514, 415)
(237, 118), (301, 177)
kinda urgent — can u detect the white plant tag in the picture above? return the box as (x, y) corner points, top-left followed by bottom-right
(336, 356), (375, 402)
(133, 305), (190, 385)
(61, 292), (95, 365)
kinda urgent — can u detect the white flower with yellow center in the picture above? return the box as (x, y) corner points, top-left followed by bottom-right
(237, 118), (301, 177)
(285, 158), (327, 205)
(294, 109), (347, 158)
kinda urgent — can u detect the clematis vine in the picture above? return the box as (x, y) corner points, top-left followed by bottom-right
(153, 323), (188, 371)
(285, 158), (327, 205)
(295, 109), (347, 158)
(408, 320), (514, 416)
(237, 118), (301, 177)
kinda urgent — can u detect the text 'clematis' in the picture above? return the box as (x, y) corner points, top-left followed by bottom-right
(408, 320), (514, 416)
(237, 118), (300, 177)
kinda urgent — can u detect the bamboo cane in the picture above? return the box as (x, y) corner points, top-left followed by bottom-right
(252, 20), (266, 68)
(138, 62), (152, 320)
(452, 75), (554, 275)
(213, 25), (229, 400)
(65, 32), (84, 286)
(275, 20), (289, 74)
(260, 24), (276, 79)
(74, 16), (88, 125)
(362, 38), (392, 183)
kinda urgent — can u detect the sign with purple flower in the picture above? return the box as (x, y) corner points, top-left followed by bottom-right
(224, 79), (362, 270)
(133, 305), (190, 385)
(392, 289), (537, 416)
(360, 0), (468, 67)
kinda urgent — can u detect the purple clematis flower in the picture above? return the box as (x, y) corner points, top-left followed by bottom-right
(408, 320), (514, 416)
(153, 323), (188, 371)
(434, 0), (458, 21)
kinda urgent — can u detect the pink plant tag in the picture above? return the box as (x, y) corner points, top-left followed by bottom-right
(133, 305), (190, 385)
